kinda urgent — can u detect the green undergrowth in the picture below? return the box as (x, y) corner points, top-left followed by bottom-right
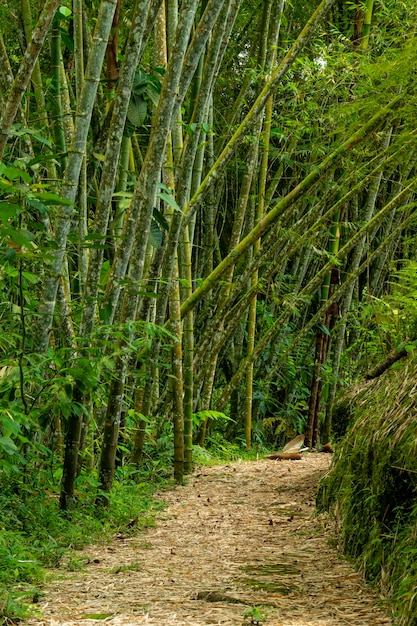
(318, 355), (417, 626)
(194, 435), (270, 465)
(0, 466), (170, 624)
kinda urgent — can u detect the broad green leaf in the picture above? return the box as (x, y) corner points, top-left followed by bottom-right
(0, 436), (19, 455)
(192, 410), (234, 425)
(34, 192), (73, 206)
(0, 203), (20, 220)
(146, 90), (159, 107)
(99, 301), (113, 324)
(9, 127), (52, 148)
(27, 198), (49, 215)
(2, 166), (32, 183)
(133, 70), (148, 90)
(112, 191), (133, 198)
(2, 226), (35, 247)
(22, 270), (39, 284)
(0, 414), (21, 436)
(61, 32), (74, 54)
(127, 95), (147, 127)
(57, 6), (72, 18)
(201, 122), (212, 134)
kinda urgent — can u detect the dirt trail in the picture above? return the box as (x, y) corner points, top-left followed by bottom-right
(29, 454), (391, 626)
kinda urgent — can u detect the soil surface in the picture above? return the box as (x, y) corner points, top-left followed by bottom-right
(28, 454), (392, 626)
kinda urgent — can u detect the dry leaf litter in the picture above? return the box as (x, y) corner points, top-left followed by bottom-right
(27, 454), (392, 626)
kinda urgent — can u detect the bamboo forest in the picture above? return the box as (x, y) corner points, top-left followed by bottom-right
(1, 0), (417, 623)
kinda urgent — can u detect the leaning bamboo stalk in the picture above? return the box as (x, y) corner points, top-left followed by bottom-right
(216, 207), (417, 415)
(323, 129), (395, 440)
(0, 0), (60, 158)
(259, 150), (414, 397)
(214, 187), (417, 412)
(179, 93), (404, 320)
(193, 136), (411, 378)
(102, 0), (227, 326)
(0, 34), (34, 158)
(224, 175), (417, 402)
(183, 0), (338, 228)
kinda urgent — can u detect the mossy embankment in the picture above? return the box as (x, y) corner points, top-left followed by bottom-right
(318, 356), (417, 625)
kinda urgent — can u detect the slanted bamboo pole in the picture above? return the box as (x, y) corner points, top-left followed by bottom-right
(0, 0), (60, 158)
(180, 93), (404, 320)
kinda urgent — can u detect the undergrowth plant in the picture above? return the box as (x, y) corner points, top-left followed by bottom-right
(0, 463), (169, 622)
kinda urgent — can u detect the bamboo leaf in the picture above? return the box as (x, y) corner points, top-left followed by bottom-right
(157, 191), (182, 213)
(152, 207), (169, 231)
(148, 220), (162, 248)
(192, 410), (234, 425)
(0, 165), (32, 183)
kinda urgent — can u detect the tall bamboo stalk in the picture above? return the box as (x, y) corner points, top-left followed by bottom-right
(180, 94), (403, 320)
(50, 12), (67, 169)
(183, 0), (339, 229)
(0, 0), (61, 158)
(244, 0), (284, 449)
(79, 0), (157, 343)
(214, 178), (417, 412)
(360, 0), (375, 51)
(35, 0), (119, 354)
(20, 0), (53, 159)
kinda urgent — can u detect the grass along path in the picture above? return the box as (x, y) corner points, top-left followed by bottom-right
(27, 454), (391, 625)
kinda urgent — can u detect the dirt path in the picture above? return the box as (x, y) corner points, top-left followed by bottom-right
(29, 454), (391, 626)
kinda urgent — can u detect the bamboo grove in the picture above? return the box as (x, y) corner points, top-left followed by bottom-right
(1, 0), (417, 507)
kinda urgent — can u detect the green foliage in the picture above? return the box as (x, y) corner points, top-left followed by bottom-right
(243, 606), (268, 626)
(340, 259), (417, 381)
(318, 354), (417, 625)
(125, 68), (162, 132)
(1, 8), (417, 624)
(204, 432), (270, 463)
(192, 410), (233, 426)
(0, 462), (168, 621)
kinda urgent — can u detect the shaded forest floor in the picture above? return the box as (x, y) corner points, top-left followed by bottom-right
(27, 454), (392, 626)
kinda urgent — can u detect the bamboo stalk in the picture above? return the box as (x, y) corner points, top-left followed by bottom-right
(180, 94), (404, 319)
(214, 190), (417, 411)
(0, 0), (61, 158)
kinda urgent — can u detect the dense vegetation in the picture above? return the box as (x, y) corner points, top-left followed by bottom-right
(1, 0), (417, 620)
(318, 352), (417, 626)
